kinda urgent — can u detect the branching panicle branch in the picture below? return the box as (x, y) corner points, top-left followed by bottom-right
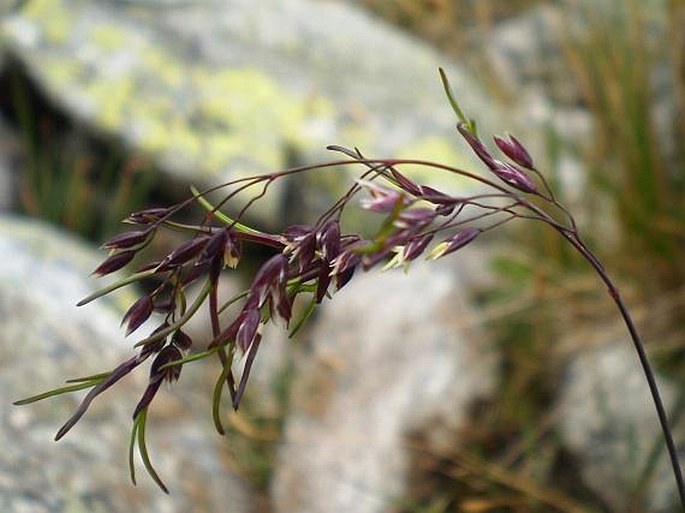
(13, 71), (684, 508)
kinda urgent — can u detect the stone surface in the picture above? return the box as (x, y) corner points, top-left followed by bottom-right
(481, 1), (679, 207)
(0, 0), (496, 224)
(0, 215), (253, 513)
(483, 5), (574, 104)
(480, 4), (594, 204)
(272, 258), (498, 513)
(558, 342), (684, 512)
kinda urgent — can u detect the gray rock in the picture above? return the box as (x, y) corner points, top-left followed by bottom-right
(0, 215), (254, 513)
(484, 5), (575, 105)
(558, 342), (684, 512)
(272, 258), (498, 513)
(0, 0), (494, 224)
(484, 0), (666, 106)
(483, 3), (595, 197)
(478, 1), (682, 224)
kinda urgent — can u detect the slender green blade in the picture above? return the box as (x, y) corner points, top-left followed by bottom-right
(136, 409), (169, 494)
(13, 380), (100, 405)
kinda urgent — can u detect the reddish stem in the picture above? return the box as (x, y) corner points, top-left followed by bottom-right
(562, 231), (685, 508)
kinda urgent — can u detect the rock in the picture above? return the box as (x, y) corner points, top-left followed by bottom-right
(0, 215), (254, 513)
(272, 258), (498, 513)
(471, 1), (682, 231)
(481, 3), (595, 201)
(0, 0), (496, 224)
(483, 5), (576, 106)
(558, 341), (684, 512)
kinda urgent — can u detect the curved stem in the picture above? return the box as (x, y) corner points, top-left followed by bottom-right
(562, 231), (685, 508)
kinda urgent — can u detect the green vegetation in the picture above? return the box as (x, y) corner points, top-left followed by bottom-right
(370, 1), (685, 511)
(7, 67), (157, 240)
(7, 0), (685, 510)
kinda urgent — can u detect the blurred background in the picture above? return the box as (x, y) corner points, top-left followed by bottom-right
(0, 0), (684, 512)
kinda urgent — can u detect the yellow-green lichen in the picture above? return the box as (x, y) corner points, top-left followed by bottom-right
(201, 135), (245, 172)
(141, 47), (186, 89)
(164, 117), (204, 161)
(194, 68), (308, 141)
(41, 58), (82, 87)
(396, 136), (477, 192)
(130, 51), (323, 175)
(90, 25), (127, 52)
(23, 0), (73, 44)
(336, 123), (375, 156)
(11, 4), (344, 180)
(83, 75), (136, 130)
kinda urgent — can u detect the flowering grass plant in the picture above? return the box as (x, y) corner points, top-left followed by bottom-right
(15, 70), (685, 507)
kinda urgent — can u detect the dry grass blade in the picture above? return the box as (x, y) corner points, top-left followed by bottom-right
(406, 440), (590, 513)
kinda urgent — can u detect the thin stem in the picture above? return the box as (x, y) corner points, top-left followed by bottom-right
(209, 279), (221, 339)
(562, 231), (685, 508)
(506, 184), (685, 507)
(426, 202), (519, 235)
(77, 268), (157, 306)
(133, 279), (211, 348)
(318, 163), (392, 227)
